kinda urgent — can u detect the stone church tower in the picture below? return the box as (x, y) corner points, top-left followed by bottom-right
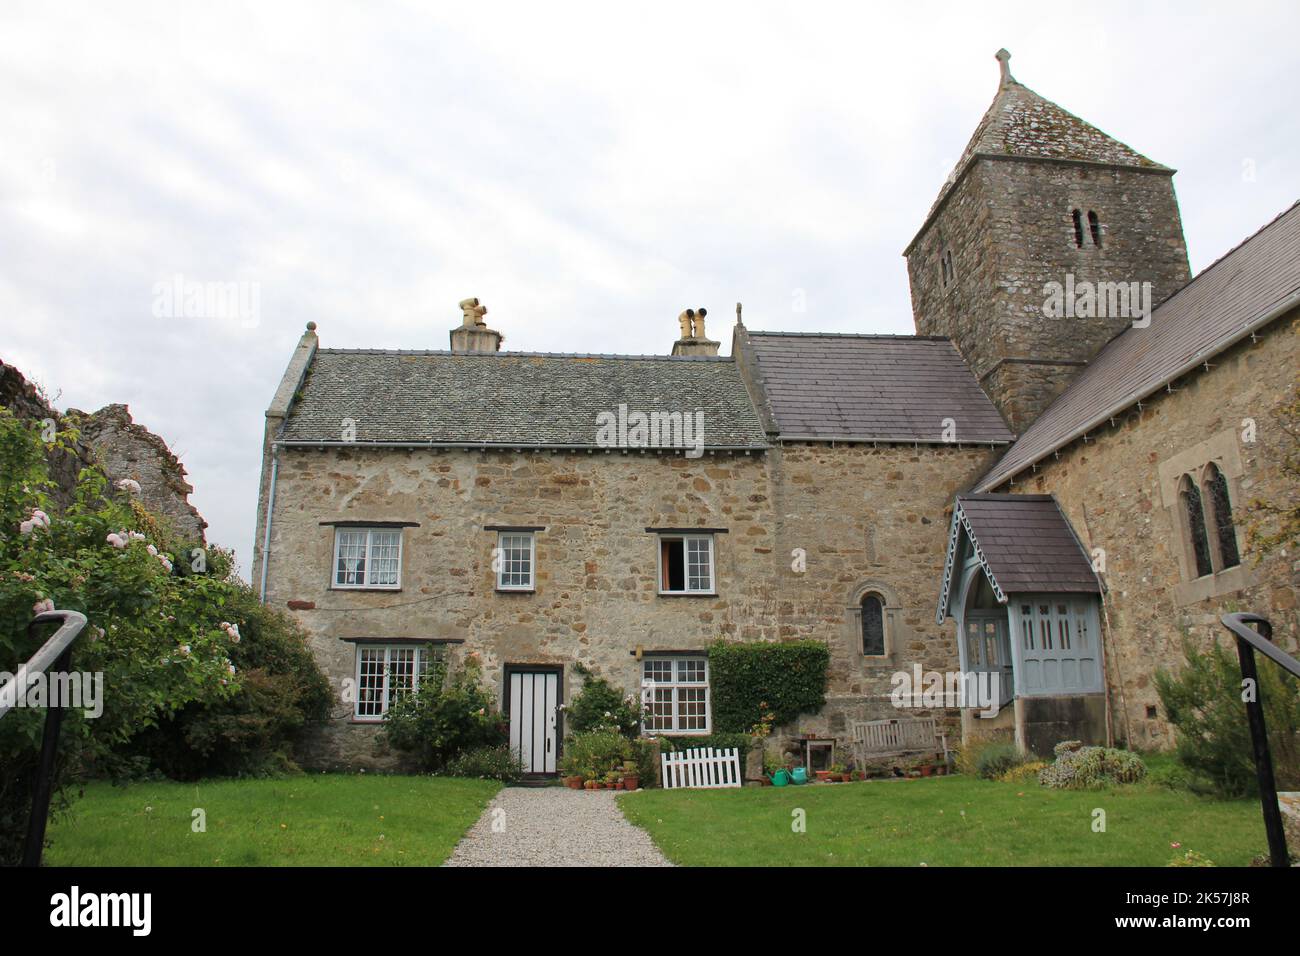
(904, 50), (1192, 433)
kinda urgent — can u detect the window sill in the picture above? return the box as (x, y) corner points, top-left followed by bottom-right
(1173, 563), (1257, 607)
(330, 586), (403, 593)
(657, 591), (717, 598)
(495, 587), (536, 595)
(349, 717), (385, 725)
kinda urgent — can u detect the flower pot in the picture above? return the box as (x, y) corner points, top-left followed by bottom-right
(919, 765), (933, 777)
(584, 780), (597, 790)
(623, 775), (639, 791)
(815, 770), (832, 782)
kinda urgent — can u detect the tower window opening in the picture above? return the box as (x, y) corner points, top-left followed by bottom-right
(1088, 210), (1102, 246)
(1071, 209), (1084, 247)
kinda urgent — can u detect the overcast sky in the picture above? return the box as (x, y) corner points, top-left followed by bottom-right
(2, 1), (1296, 578)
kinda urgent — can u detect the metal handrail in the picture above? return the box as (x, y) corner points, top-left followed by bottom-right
(0, 609), (88, 867)
(0, 610), (88, 721)
(1220, 612), (1299, 868)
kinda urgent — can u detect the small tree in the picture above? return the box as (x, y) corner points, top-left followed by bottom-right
(1155, 637), (1300, 797)
(564, 662), (640, 738)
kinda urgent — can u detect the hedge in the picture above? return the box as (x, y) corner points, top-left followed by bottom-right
(707, 639), (830, 733)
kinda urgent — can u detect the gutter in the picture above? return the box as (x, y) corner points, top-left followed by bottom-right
(258, 445), (279, 602)
(977, 288), (1300, 492)
(272, 440), (767, 452)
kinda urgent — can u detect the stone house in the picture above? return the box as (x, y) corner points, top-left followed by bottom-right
(252, 51), (1299, 770)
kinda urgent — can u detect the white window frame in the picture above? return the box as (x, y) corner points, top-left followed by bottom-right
(657, 534), (715, 595)
(353, 643), (444, 721)
(640, 656), (711, 735)
(332, 527), (403, 590)
(495, 531), (536, 592)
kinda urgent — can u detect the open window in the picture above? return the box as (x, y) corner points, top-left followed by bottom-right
(658, 534), (715, 594)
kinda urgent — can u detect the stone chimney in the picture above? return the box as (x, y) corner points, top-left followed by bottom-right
(671, 307), (720, 357)
(449, 297), (502, 352)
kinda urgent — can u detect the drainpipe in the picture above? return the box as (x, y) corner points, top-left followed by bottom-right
(258, 444), (279, 603)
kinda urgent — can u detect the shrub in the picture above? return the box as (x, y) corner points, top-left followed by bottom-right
(382, 655), (506, 770)
(443, 745), (524, 783)
(998, 760), (1048, 783)
(1155, 637), (1300, 797)
(123, 578), (331, 779)
(1038, 746), (1146, 789)
(564, 663), (640, 738)
(559, 730), (633, 781)
(1168, 850), (1215, 867)
(955, 735), (1015, 777)
(707, 639), (829, 733)
(974, 741), (1025, 780)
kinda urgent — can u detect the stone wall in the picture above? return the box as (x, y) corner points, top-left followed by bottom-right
(76, 404), (207, 544)
(261, 436), (1004, 767)
(997, 311), (1300, 749)
(907, 158), (1192, 433)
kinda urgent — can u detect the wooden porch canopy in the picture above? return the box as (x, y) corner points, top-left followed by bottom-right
(936, 494), (1101, 624)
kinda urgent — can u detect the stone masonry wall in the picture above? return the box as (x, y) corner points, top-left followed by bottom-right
(1001, 311), (1300, 749)
(908, 158), (1191, 433)
(262, 438), (1003, 768)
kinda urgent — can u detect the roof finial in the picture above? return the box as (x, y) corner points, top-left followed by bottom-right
(995, 48), (1013, 85)
(736, 302), (743, 327)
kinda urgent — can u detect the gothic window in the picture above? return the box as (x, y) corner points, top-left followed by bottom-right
(1179, 475), (1213, 578)
(1202, 464), (1241, 570)
(861, 594), (885, 656)
(1072, 209), (1084, 247)
(1088, 210), (1103, 246)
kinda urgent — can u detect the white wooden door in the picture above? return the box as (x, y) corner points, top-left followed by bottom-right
(508, 670), (558, 774)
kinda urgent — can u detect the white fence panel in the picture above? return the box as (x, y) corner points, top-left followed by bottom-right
(661, 746), (742, 790)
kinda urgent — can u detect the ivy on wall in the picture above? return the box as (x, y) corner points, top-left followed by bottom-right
(708, 639), (830, 733)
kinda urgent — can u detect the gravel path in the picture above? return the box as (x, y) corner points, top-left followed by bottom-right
(443, 787), (672, 867)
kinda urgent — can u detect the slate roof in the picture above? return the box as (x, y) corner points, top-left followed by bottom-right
(976, 200), (1300, 491)
(745, 332), (1014, 444)
(910, 69), (1167, 250)
(937, 494), (1099, 621)
(277, 349), (769, 449)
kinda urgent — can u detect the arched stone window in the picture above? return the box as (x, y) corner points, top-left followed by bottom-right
(1071, 209), (1084, 247)
(1202, 463), (1241, 570)
(860, 594), (885, 656)
(1179, 474), (1213, 578)
(1088, 210), (1103, 246)
(847, 582), (897, 659)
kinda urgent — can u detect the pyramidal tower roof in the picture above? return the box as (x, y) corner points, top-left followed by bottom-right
(925, 49), (1169, 220)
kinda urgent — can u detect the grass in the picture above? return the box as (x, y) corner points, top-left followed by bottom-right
(45, 774), (500, 866)
(618, 770), (1267, 866)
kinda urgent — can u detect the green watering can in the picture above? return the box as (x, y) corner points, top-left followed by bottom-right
(790, 767), (809, 785)
(770, 769), (791, 787)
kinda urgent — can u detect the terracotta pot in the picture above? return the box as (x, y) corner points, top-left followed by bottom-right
(623, 775), (639, 791)
(919, 765), (933, 777)
(815, 770), (832, 782)
(584, 780), (597, 790)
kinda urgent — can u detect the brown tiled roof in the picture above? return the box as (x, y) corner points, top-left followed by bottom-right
(744, 332), (1014, 444)
(938, 494), (1099, 621)
(976, 201), (1300, 491)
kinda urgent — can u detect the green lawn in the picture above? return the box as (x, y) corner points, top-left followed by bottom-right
(45, 775), (499, 866)
(618, 775), (1266, 866)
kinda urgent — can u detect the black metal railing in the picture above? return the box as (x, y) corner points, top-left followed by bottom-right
(1221, 612), (1300, 868)
(0, 609), (88, 867)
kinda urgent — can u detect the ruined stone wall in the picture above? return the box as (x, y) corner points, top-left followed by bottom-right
(1, 359), (205, 543)
(908, 159), (1191, 432)
(1001, 312), (1299, 749)
(76, 404), (207, 544)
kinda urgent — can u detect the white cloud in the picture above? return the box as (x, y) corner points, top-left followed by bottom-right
(1, 0), (1296, 575)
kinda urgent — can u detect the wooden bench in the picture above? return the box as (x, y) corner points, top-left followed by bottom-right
(851, 717), (950, 765)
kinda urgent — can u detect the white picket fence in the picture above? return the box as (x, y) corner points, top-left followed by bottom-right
(660, 746), (742, 790)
